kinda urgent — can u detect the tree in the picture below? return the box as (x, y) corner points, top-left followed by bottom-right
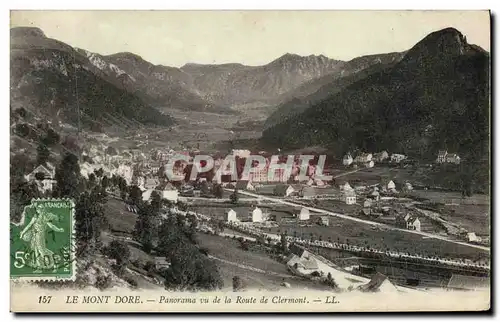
(15, 123), (30, 137)
(213, 184), (224, 199)
(129, 185), (143, 206)
(280, 233), (288, 254)
(61, 135), (81, 155)
(230, 189), (239, 204)
(217, 220), (225, 234)
(10, 181), (41, 222)
(323, 273), (336, 288)
(107, 240), (131, 268)
(94, 168), (104, 179)
(36, 142), (50, 166)
(157, 165), (166, 179)
(10, 154), (31, 187)
(232, 276), (243, 292)
(158, 213), (223, 291)
(75, 187), (108, 255)
(14, 107), (27, 119)
(150, 190), (162, 211)
(88, 173), (96, 187)
(205, 168), (215, 183)
(177, 201), (188, 212)
(185, 213), (198, 243)
(42, 128), (61, 146)
(105, 146), (118, 156)
(101, 176), (109, 190)
(120, 189), (127, 201)
(200, 181), (211, 197)
(163, 245), (223, 291)
(134, 203), (156, 254)
(54, 153), (82, 199)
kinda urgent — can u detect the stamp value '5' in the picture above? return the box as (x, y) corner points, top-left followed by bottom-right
(10, 199), (76, 281)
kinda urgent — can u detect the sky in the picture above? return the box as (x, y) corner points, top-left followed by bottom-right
(10, 10), (490, 67)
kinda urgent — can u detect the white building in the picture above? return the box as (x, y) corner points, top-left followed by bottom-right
(354, 153), (373, 164)
(160, 189), (179, 203)
(467, 232), (480, 243)
(391, 154), (407, 163)
(373, 151), (389, 162)
(227, 209), (238, 223)
(404, 182), (413, 191)
(232, 149), (251, 159)
(142, 189), (154, 202)
(116, 164), (133, 184)
(343, 153), (353, 166)
(298, 207), (310, 221)
(79, 162), (96, 179)
(407, 217), (421, 231)
(370, 190), (380, 201)
(341, 182), (354, 192)
(24, 164), (57, 194)
(446, 153), (461, 165)
(345, 190), (357, 205)
(436, 150), (448, 163)
(252, 207), (264, 222)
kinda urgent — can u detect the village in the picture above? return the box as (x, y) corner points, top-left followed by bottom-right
(21, 138), (490, 293)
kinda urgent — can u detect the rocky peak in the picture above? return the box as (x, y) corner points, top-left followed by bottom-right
(401, 27), (473, 68)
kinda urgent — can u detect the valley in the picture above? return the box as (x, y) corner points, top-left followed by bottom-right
(10, 21), (490, 298)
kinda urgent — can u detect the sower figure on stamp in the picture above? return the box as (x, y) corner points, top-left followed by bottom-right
(19, 204), (65, 273)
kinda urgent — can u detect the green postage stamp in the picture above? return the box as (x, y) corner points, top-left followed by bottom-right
(10, 198), (76, 281)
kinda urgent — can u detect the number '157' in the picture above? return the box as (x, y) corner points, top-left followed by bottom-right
(38, 296), (52, 304)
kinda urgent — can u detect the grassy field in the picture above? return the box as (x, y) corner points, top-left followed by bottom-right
(197, 233), (290, 275)
(312, 199), (363, 214)
(410, 190), (490, 205)
(415, 203), (490, 237)
(105, 198), (138, 234)
(441, 204), (490, 236)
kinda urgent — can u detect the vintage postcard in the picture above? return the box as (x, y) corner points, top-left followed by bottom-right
(9, 10), (490, 313)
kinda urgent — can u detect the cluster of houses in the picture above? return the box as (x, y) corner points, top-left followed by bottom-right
(343, 150), (461, 168)
(342, 151), (407, 168)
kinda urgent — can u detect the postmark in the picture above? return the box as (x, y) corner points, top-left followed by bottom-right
(10, 198), (76, 281)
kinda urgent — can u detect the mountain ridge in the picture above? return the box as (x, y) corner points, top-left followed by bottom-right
(10, 27), (174, 131)
(261, 27), (490, 168)
(264, 51), (406, 128)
